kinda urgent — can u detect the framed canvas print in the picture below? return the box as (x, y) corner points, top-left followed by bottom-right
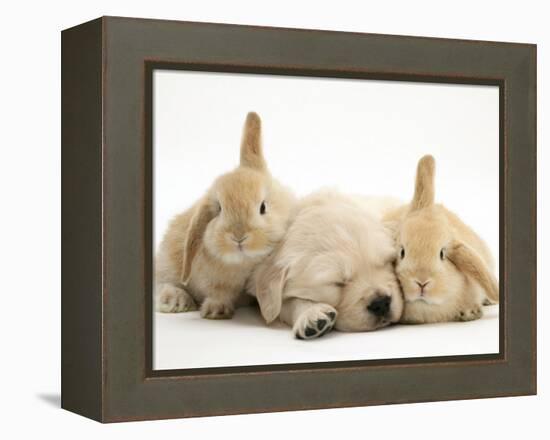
(61, 16), (536, 422)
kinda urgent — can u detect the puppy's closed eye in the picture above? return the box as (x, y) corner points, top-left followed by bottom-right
(334, 281), (348, 288)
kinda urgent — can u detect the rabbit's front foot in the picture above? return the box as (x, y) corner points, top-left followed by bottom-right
(200, 298), (234, 319)
(156, 284), (198, 313)
(456, 305), (483, 322)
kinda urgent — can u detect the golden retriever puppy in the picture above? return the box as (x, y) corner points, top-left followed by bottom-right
(248, 190), (404, 340)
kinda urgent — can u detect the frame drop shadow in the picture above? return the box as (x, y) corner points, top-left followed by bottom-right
(37, 393), (61, 408)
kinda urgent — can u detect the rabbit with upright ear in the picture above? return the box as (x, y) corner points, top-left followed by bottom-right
(155, 112), (296, 319)
(384, 155), (499, 324)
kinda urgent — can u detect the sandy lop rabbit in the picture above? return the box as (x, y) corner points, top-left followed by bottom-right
(248, 190), (404, 340)
(155, 112), (296, 319)
(384, 155), (499, 324)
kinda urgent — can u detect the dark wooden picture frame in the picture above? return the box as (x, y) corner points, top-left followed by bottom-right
(62, 16), (536, 422)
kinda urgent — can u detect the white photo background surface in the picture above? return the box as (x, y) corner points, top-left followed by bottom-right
(153, 70), (499, 370)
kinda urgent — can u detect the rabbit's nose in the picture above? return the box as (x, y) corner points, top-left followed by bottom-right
(415, 280), (430, 292)
(367, 295), (391, 317)
(232, 235), (248, 244)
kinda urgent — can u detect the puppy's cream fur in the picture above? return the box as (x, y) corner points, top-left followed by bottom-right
(248, 190), (404, 339)
(155, 112), (295, 319)
(382, 155), (499, 324)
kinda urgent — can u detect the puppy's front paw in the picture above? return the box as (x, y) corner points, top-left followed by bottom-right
(457, 306), (483, 322)
(156, 285), (197, 313)
(200, 298), (234, 319)
(293, 304), (337, 340)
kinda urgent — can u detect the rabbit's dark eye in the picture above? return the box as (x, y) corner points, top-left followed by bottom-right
(400, 247), (405, 259)
(260, 201), (266, 215)
(440, 248), (445, 260)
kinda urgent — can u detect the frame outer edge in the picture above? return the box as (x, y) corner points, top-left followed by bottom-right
(61, 17), (104, 422)
(530, 43), (537, 396)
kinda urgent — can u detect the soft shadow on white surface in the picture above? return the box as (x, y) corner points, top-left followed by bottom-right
(37, 393), (61, 408)
(154, 305), (499, 370)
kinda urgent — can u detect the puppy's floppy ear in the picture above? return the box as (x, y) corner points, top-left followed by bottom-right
(240, 112), (267, 171)
(254, 256), (289, 324)
(447, 240), (499, 303)
(180, 199), (215, 285)
(410, 154), (435, 211)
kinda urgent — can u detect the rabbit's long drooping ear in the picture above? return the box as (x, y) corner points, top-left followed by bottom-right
(254, 255), (289, 323)
(240, 112), (267, 171)
(180, 200), (215, 285)
(410, 154), (436, 211)
(447, 240), (499, 303)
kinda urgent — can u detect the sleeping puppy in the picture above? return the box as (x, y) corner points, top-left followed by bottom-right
(247, 190), (404, 340)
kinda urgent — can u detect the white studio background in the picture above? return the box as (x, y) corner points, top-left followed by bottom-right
(154, 72), (499, 259)
(153, 72), (500, 369)
(1, 0), (547, 439)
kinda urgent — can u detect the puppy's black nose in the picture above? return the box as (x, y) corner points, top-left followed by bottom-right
(368, 296), (391, 317)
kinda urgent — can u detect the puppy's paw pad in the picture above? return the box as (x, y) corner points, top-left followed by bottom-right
(304, 327), (317, 337)
(200, 299), (234, 320)
(293, 304), (337, 340)
(458, 306), (483, 321)
(156, 286), (197, 313)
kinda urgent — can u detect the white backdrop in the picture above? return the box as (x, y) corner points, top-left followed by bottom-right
(154, 71), (500, 259)
(2, 0), (546, 438)
(153, 70), (500, 369)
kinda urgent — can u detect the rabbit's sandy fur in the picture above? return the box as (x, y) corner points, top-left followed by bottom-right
(380, 155), (498, 324)
(155, 112), (295, 319)
(248, 190), (404, 339)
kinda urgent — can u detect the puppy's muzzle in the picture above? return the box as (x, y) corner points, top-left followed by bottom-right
(367, 295), (391, 317)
